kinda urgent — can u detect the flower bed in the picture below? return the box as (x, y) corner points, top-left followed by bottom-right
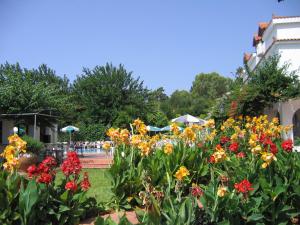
(107, 116), (300, 224)
(0, 134), (97, 225)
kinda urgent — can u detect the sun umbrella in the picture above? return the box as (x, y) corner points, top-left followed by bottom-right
(61, 125), (79, 143)
(146, 126), (161, 132)
(171, 114), (205, 124)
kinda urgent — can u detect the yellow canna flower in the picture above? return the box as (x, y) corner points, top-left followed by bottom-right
(217, 186), (228, 197)
(174, 166), (190, 181)
(120, 129), (130, 143)
(205, 119), (215, 128)
(261, 152), (277, 168)
(170, 123), (180, 135)
(131, 135), (142, 146)
(182, 127), (196, 142)
(102, 141), (111, 150)
(251, 145), (262, 154)
(138, 141), (151, 156)
(164, 143), (173, 155)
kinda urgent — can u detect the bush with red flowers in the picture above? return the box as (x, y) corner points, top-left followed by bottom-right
(23, 152), (97, 225)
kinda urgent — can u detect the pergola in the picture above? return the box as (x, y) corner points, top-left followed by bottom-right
(0, 109), (59, 139)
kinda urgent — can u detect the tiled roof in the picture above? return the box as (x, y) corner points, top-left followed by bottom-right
(243, 53), (251, 63)
(258, 22), (269, 36)
(253, 34), (262, 47)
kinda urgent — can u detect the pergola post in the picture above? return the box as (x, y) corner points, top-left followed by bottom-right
(33, 114), (37, 139)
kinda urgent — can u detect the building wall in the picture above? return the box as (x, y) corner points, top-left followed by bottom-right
(276, 22), (300, 40)
(1, 119), (14, 145)
(278, 42), (300, 73)
(0, 119), (58, 147)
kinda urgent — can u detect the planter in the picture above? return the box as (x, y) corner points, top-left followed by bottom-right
(18, 154), (38, 172)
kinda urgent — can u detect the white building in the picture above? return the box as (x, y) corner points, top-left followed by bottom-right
(244, 15), (300, 141)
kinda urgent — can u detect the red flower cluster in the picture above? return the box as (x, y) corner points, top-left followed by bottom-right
(234, 179), (254, 194)
(229, 142), (239, 153)
(61, 152), (82, 176)
(282, 139), (293, 153)
(65, 180), (77, 192)
(80, 172), (91, 191)
(209, 155), (215, 163)
(190, 185), (203, 197)
(259, 134), (278, 155)
(27, 156), (57, 184)
(236, 152), (245, 158)
(220, 136), (230, 145)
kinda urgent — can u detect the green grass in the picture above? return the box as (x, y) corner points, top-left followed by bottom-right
(56, 169), (113, 203)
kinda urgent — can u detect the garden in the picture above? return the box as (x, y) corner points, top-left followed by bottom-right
(1, 115), (300, 224)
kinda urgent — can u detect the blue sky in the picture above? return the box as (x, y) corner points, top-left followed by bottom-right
(0, 0), (299, 95)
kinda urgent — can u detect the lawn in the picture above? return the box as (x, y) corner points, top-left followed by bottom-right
(56, 168), (113, 203)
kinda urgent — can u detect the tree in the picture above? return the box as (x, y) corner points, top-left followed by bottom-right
(191, 72), (232, 100)
(168, 90), (193, 116)
(73, 63), (150, 126)
(0, 63), (71, 127)
(213, 55), (300, 118)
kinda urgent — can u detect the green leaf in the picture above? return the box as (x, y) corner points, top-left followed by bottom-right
(60, 191), (68, 202)
(247, 213), (264, 222)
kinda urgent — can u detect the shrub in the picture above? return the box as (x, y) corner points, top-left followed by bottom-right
(22, 135), (44, 155)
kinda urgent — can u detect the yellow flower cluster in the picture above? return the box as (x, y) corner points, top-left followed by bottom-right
(217, 186), (228, 197)
(170, 123), (180, 136)
(132, 119), (147, 135)
(0, 134), (27, 171)
(211, 144), (228, 163)
(106, 128), (130, 145)
(102, 141), (111, 151)
(261, 152), (277, 169)
(181, 127), (196, 142)
(174, 166), (190, 181)
(164, 143), (173, 155)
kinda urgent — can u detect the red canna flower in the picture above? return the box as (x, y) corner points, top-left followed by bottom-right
(209, 155), (215, 163)
(61, 152), (82, 176)
(27, 165), (38, 178)
(234, 179), (254, 194)
(229, 142), (239, 153)
(220, 136), (230, 145)
(282, 139), (293, 153)
(80, 172), (91, 191)
(37, 172), (52, 184)
(42, 156), (57, 167)
(236, 152), (245, 158)
(65, 180), (77, 192)
(190, 184), (203, 197)
(263, 138), (278, 155)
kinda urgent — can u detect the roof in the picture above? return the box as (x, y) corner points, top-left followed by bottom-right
(243, 53), (251, 63)
(252, 34), (262, 47)
(258, 22), (269, 36)
(252, 15), (300, 47)
(272, 15), (300, 19)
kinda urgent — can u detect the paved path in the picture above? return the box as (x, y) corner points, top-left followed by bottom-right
(79, 154), (113, 169)
(80, 211), (139, 225)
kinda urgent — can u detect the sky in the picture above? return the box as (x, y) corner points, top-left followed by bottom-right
(0, 0), (300, 95)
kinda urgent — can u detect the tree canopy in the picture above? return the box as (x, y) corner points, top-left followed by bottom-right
(0, 62), (234, 140)
(72, 63), (150, 126)
(0, 63), (70, 114)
